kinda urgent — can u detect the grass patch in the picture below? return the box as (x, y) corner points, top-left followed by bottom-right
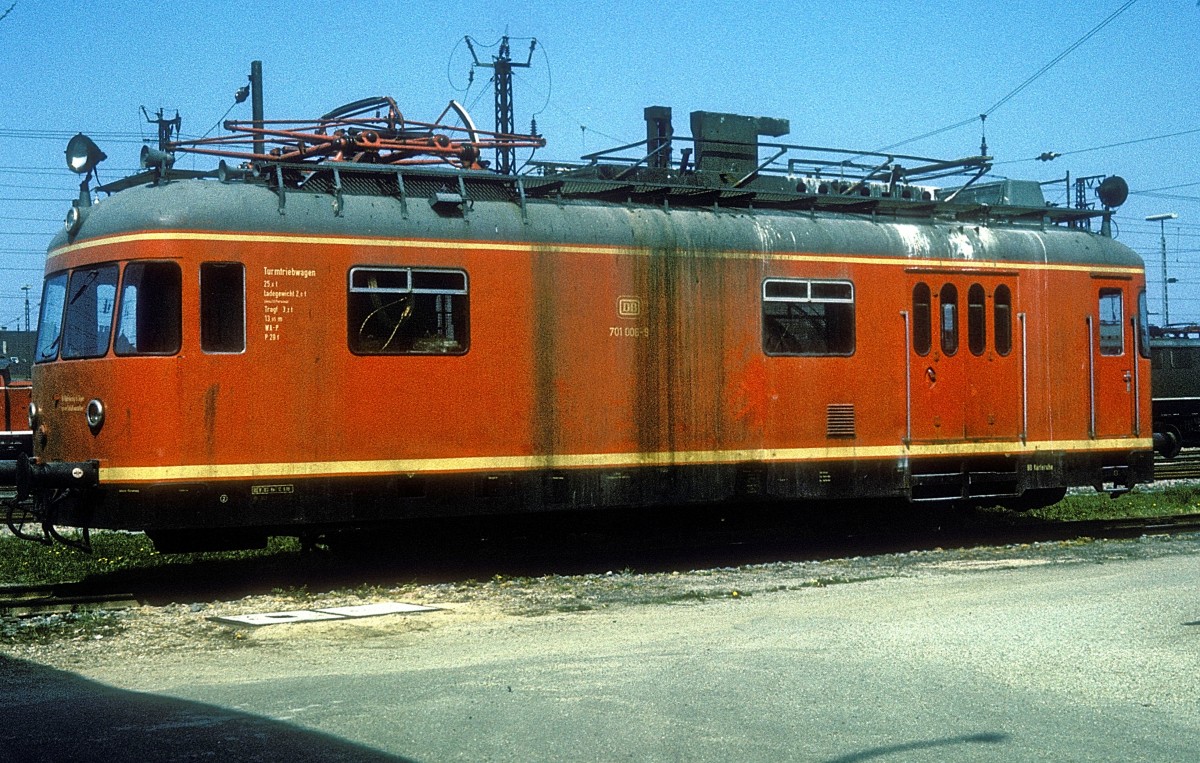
(1026, 484), (1200, 523)
(0, 533), (302, 587)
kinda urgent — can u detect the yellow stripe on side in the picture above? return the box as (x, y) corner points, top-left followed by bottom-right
(99, 437), (1152, 483)
(48, 230), (1146, 277)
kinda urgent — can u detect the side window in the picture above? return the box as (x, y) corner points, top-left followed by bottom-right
(201, 263), (246, 353)
(994, 284), (1013, 356)
(35, 272), (68, 362)
(1098, 288), (1123, 356)
(62, 264), (119, 359)
(912, 283), (931, 356)
(939, 283), (958, 356)
(348, 267), (469, 355)
(762, 278), (855, 356)
(1137, 289), (1150, 359)
(115, 262), (182, 356)
(967, 283), (986, 356)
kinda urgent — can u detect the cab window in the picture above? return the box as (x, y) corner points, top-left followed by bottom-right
(62, 264), (119, 359)
(115, 262), (182, 355)
(34, 272), (68, 362)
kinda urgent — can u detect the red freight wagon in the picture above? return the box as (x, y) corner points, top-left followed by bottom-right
(0, 370), (31, 461)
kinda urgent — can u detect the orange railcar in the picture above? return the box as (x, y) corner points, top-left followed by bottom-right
(8, 107), (1154, 550)
(0, 373), (31, 460)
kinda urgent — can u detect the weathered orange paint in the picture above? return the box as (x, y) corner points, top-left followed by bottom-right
(33, 231), (1150, 484)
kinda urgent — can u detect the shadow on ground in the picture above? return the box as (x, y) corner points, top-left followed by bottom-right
(69, 499), (1092, 606)
(0, 654), (411, 762)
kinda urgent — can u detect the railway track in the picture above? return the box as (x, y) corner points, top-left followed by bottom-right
(1, 511), (1199, 620)
(1, 454), (1198, 621)
(0, 582), (139, 618)
(1154, 449), (1200, 480)
(1044, 512), (1200, 540)
(1, 489), (35, 526)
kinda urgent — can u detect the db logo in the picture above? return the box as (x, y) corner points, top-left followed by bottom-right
(617, 296), (642, 319)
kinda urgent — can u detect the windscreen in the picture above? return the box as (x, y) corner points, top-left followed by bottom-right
(34, 272), (68, 362)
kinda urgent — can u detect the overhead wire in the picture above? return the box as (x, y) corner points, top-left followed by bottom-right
(0, 166), (73, 173)
(0, 182), (78, 191)
(1135, 180), (1200, 194)
(1135, 192), (1200, 204)
(197, 99), (242, 141)
(994, 125), (1200, 166)
(446, 36), (473, 94)
(0, 128), (145, 143)
(877, 0), (1140, 153)
(983, 0), (1138, 117)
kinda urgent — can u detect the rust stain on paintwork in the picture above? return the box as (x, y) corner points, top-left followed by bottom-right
(204, 384), (219, 460)
(532, 245), (560, 462)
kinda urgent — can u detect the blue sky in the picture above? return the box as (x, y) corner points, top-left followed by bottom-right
(1, 0), (1197, 329)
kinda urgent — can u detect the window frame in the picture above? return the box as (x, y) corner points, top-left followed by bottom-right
(61, 263), (120, 360)
(967, 283), (987, 357)
(348, 266), (470, 356)
(1137, 289), (1151, 360)
(993, 284), (1013, 357)
(200, 262), (247, 354)
(1098, 288), (1124, 357)
(761, 277), (856, 357)
(939, 283), (959, 356)
(34, 271), (69, 363)
(114, 260), (183, 357)
(912, 282), (932, 356)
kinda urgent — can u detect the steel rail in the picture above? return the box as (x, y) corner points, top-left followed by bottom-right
(0, 582), (138, 618)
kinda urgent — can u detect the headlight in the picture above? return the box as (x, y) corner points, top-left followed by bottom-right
(65, 133), (107, 175)
(27, 402), (38, 430)
(86, 398), (105, 433)
(65, 205), (86, 235)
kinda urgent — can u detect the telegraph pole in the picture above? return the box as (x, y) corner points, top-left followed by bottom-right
(21, 284), (30, 332)
(466, 35), (537, 174)
(1147, 213), (1178, 325)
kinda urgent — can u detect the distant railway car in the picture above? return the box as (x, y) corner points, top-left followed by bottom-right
(2, 95), (1156, 551)
(1150, 327), (1200, 458)
(0, 364), (31, 461)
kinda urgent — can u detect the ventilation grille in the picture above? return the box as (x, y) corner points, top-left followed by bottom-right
(826, 404), (856, 438)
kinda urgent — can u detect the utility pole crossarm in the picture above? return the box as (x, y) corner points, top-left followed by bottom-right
(466, 35), (537, 174)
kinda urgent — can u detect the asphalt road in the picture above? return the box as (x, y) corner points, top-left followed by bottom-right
(3, 538), (1199, 762)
